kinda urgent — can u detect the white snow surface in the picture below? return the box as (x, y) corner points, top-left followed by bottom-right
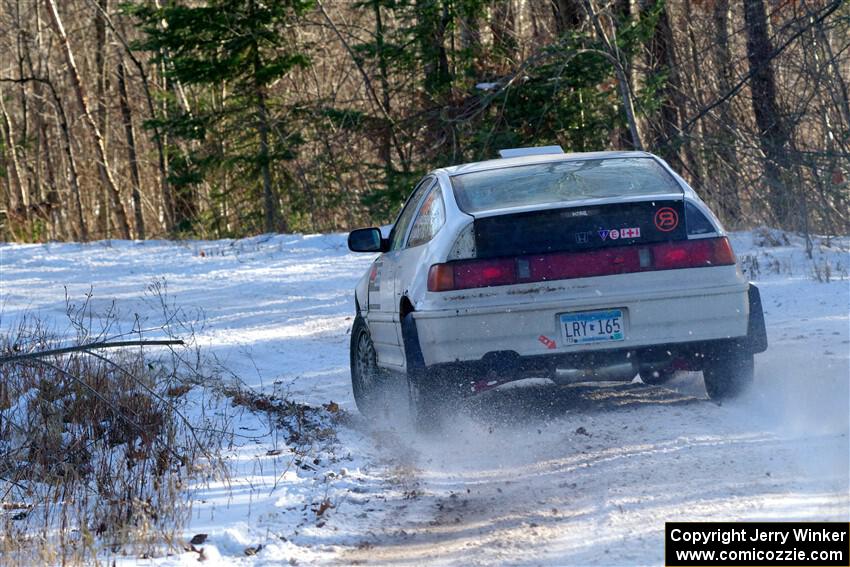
(0, 229), (848, 566)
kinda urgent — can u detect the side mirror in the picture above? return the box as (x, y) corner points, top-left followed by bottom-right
(348, 227), (385, 252)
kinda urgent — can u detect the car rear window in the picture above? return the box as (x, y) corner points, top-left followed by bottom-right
(451, 157), (682, 214)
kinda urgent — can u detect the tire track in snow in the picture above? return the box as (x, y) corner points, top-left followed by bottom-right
(339, 379), (848, 566)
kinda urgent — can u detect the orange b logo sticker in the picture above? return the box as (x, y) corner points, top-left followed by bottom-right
(654, 207), (679, 232)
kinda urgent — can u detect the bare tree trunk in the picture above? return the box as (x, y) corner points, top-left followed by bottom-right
(584, 0), (643, 149)
(458, 0), (482, 64)
(647, 2), (685, 168)
(417, 0), (451, 104)
(613, 0), (641, 149)
(117, 58), (145, 239)
(553, 0), (583, 35)
(680, 0), (705, 190)
(93, 0), (175, 233)
(13, 0), (33, 214)
(247, 0), (280, 234)
(491, 0), (517, 69)
(45, 0), (130, 239)
(316, 0), (411, 172)
(46, 79), (88, 241)
(24, 66), (66, 240)
(711, 0), (742, 224)
(527, 0), (549, 44)
(0, 90), (27, 219)
(0, 153), (13, 235)
(257, 86), (277, 233)
(39, 114), (65, 239)
(813, 11), (850, 136)
(94, 0), (109, 236)
(743, 0), (792, 225)
(372, 0), (395, 193)
(28, 0), (74, 239)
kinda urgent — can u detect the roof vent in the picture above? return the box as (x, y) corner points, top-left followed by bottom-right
(498, 145), (564, 159)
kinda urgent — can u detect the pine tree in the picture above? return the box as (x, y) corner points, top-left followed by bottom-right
(131, 0), (314, 234)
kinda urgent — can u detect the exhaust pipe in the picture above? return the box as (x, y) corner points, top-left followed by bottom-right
(553, 362), (636, 385)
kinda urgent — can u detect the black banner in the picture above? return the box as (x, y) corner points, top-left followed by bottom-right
(666, 522), (850, 566)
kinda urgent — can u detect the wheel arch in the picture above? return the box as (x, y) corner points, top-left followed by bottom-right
(399, 295), (415, 320)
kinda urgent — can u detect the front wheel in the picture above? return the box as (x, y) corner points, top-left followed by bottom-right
(350, 315), (387, 417)
(702, 349), (754, 401)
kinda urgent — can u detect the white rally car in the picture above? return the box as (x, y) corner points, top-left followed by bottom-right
(347, 148), (767, 426)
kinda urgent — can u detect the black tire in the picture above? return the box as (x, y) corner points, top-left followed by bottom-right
(399, 312), (467, 431)
(639, 368), (676, 385)
(702, 349), (754, 401)
(407, 367), (465, 432)
(406, 370), (439, 431)
(350, 315), (387, 417)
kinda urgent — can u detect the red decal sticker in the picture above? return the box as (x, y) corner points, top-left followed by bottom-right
(538, 335), (557, 349)
(609, 228), (620, 240)
(622, 227), (641, 238)
(654, 207), (679, 232)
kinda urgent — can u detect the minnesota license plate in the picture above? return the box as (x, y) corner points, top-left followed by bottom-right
(560, 309), (625, 345)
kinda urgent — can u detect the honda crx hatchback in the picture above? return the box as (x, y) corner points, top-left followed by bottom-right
(348, 148), (767, 426)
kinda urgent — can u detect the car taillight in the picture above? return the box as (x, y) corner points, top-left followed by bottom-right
(455, 258), (516, 289)
(427, 264), (455, 292)
(713, 237), (737, 264)
(427, 237), (736, 292)
(653, 237), (736, 269)
(428, 258), (516, 292)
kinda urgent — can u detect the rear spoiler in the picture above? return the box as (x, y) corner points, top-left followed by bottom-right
(498, 145), (565, 158)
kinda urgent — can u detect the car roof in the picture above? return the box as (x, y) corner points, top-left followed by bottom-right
(435, 150), (657, 177)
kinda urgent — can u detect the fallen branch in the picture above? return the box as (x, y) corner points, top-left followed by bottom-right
(0, 339), (184, 364)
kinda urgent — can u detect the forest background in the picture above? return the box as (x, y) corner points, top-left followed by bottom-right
(0, 0), (847, 242)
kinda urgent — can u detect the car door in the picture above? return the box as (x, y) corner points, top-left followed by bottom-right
(391, 181), (446, 365)
(369, 177), (435, 369)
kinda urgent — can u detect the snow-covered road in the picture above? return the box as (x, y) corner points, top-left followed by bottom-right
(1, 230), (848, 566)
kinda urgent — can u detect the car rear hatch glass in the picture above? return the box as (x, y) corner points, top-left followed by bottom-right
(474, 199), (687, 258)
(427, 198), (734, 292)
(451, 156), (682, 215)
(430, 159), (731, 292)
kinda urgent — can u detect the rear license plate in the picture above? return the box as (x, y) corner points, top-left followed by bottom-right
(560, 309), (625, 345)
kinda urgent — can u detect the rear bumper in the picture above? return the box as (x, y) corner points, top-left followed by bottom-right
(412, 282), (764, 367)
(425, 338), (740, 385)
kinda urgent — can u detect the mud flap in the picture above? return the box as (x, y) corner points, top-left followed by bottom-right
(401, 313), (441, 428)
(401, 312), (426, 375)
(401, 313), (466, 429)
(747, 284), (768, 353)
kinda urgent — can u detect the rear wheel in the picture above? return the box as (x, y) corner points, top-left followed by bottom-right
(407, 372), (439, 431)
(702, 349), (754, 401)
(407, 367), (465, 432)
(350, 315), (387, 417)
(400, 312), (468, 431)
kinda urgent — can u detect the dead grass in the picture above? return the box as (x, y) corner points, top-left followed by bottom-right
(0, 284), (228, 565)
